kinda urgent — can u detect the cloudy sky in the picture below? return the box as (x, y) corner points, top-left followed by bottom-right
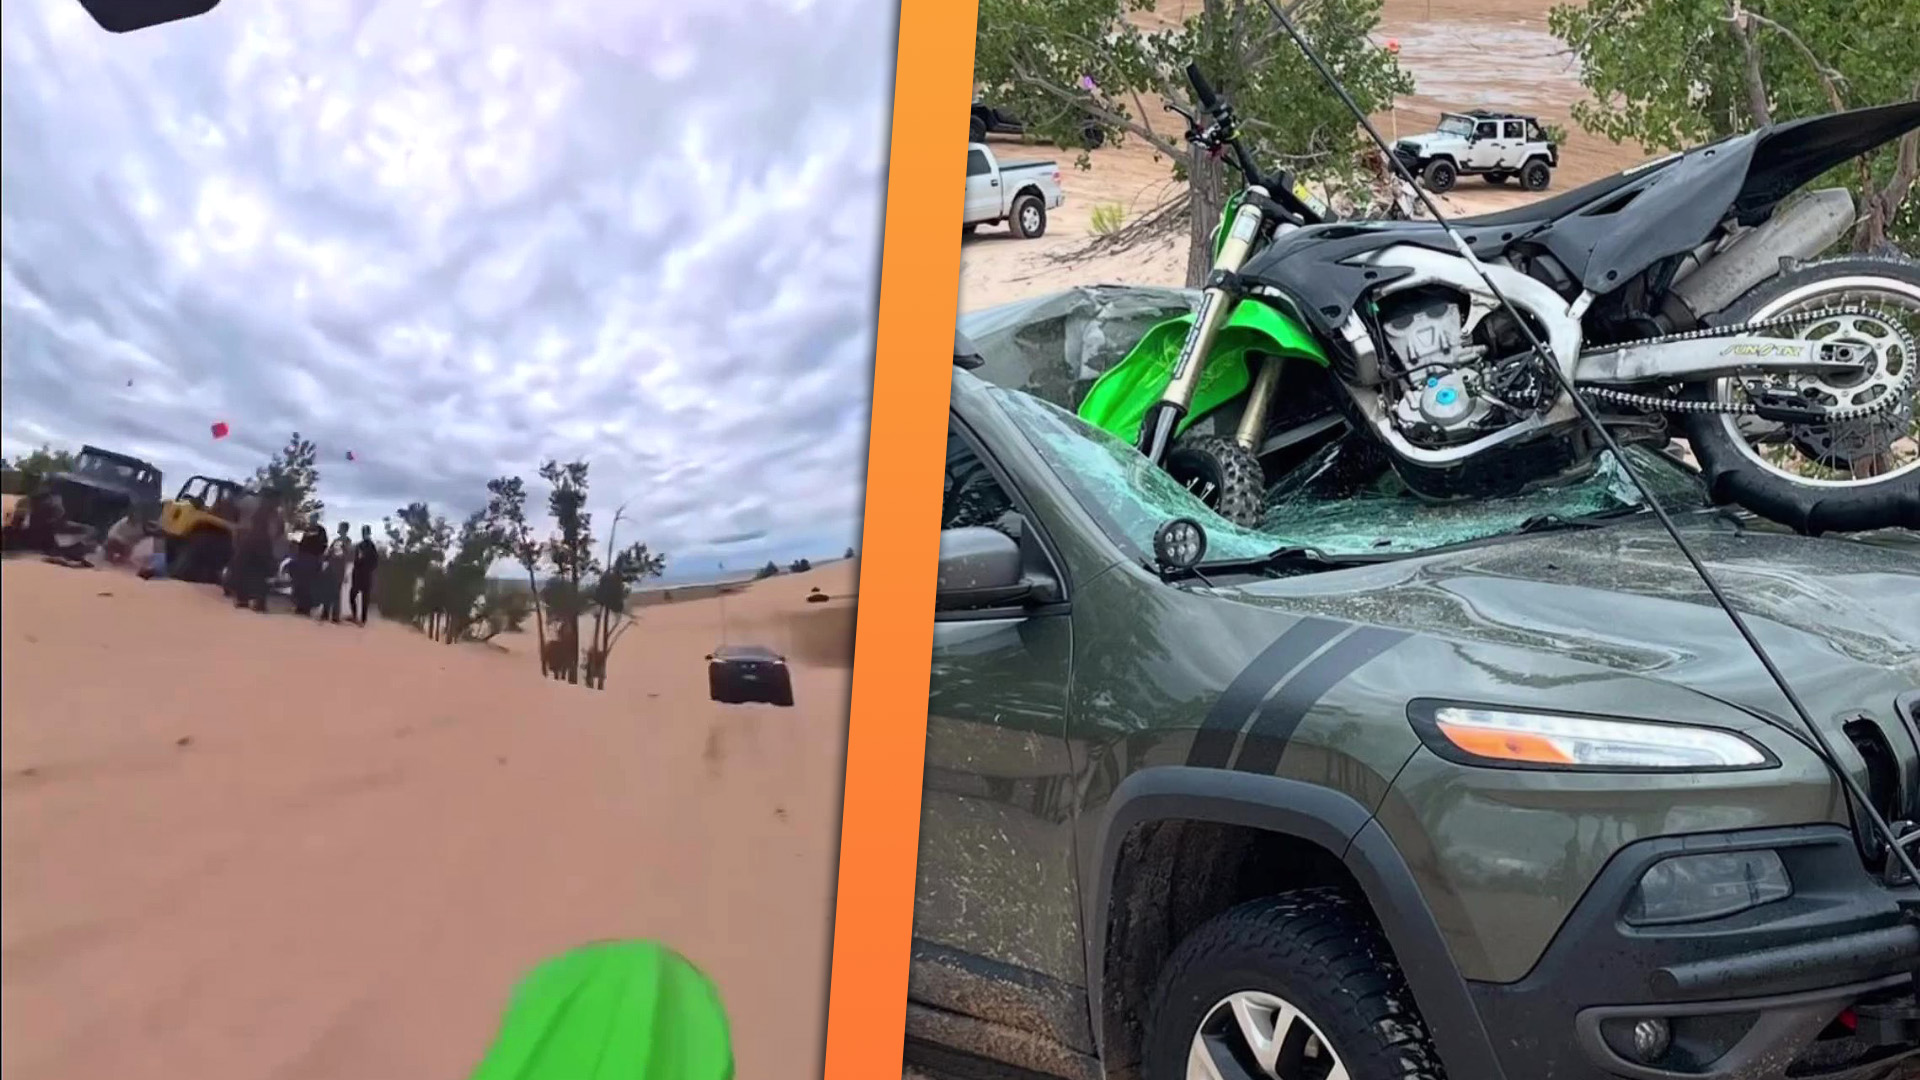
(1, 0), (895, 578)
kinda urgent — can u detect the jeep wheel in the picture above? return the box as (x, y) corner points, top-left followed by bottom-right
(1482, 171), (1508, 185)
(1521, 159), (1551, 191)
(1420, 158), (1456, 193)
(1011, 193), (1047, 239)
(1145, 889), (1443, 1080)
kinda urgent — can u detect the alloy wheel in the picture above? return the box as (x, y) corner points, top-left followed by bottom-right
(1187, 990), (1350, 1080)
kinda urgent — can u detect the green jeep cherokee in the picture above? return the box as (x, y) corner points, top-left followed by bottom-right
(906, 314), (1920, 1080)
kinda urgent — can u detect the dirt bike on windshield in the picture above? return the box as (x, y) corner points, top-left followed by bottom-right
(1079, 62), (1920, 535)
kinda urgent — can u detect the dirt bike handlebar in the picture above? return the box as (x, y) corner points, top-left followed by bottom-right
(1184, 61), (1324, 223)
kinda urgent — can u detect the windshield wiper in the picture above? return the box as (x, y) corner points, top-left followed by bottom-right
(1169, 544), (1392, 582)
(1515, 505), (1649, 535)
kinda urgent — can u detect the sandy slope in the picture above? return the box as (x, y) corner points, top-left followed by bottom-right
(960, 0), (1656, 311)
(1, 557), (856, 1080)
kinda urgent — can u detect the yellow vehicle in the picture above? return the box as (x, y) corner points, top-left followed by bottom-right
(158, 475), (245, 583)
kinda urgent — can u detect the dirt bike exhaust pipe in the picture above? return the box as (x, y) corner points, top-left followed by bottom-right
(1666, 188), (1854, 325)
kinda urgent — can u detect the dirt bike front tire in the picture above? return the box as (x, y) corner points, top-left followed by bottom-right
(1166, 434), (1265, 528)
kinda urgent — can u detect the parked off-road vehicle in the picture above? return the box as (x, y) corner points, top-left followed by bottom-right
(39, 445), (164, 537)
(1393, 109), (1558, 193)
(157, 474), (245, 583)
(972, 98), (1106, 150)
(904, 313), (1920, 1080)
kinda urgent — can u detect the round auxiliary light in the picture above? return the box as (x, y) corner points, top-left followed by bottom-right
(1152, 517), (1208, 570)
(1630, 1018), (1672, 1063)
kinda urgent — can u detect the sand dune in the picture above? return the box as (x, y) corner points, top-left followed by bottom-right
(1, 557), (855, 1080)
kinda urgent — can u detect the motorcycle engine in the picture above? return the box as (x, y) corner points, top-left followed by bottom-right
(1375, 288), (1548, 447)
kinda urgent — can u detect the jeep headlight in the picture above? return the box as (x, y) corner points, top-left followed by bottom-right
(1624, 850), (1793, 926)
(1411, 703), (1774, 771)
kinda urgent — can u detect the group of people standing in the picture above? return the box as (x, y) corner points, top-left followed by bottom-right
(226, 494), (379, 623)
(286, 521), (381, 623)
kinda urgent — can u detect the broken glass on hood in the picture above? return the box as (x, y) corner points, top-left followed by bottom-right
(961, 286), (1713, 562)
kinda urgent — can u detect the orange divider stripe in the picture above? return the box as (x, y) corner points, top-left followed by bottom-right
(822, 1), (978, 1077)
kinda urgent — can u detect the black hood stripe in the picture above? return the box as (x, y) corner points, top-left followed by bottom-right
(1233, 626), (1411, 777)
(1187, 616), (1347, 768)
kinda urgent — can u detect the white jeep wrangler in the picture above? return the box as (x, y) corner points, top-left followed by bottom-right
(1393, 110), (1558, 194)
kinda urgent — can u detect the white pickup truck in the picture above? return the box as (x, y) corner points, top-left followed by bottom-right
(963, 143), (1065, 239)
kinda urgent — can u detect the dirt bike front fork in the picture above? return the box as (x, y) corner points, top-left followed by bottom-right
(1138, 191), (1273, 466)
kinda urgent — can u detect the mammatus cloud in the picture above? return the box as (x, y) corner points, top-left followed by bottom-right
(1, 0), (896, 570)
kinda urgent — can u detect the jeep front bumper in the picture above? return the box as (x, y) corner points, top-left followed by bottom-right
(1467, 826), (1920, 1079)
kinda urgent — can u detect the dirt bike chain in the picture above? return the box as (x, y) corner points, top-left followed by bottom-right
(1572, 304), (1917, 422)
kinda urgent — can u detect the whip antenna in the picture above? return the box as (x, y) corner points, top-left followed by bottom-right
(1251, 0), (1920, 887)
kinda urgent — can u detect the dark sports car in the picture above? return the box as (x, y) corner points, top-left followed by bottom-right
(706, 644), (795, 707)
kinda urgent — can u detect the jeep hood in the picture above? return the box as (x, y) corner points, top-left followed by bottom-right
(1226, 520), (1919, 733)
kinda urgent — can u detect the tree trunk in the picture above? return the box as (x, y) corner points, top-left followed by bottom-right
(1729, 4), (1772, 127)
(1186, 149), (1227, 288)
(524, 564), (548, 676)
(1854, 86), (1919, 254)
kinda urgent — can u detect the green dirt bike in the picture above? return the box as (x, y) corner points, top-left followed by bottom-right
(1079, 62), (1920, 535)
(468, 940), (733, 1080)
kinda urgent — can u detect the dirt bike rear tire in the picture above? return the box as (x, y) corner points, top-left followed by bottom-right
(1684, 255), (1920, 535)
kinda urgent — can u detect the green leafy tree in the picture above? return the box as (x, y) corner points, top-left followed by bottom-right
(582, 505), (668, 690)
(1550, 0), (1919, 252)
(252, 432), (325, 533)
(3, 444), (79, 495)
(377, 501), (453, 628)
(436, 510), (502, 643)
(844, 546), (857, 559)
(788, 557), (812, 573)
(975, 0), (1412, 281)
(485, 476), (550, 673)
(539, 460), (598, 685)
(755, 561), (781, 580)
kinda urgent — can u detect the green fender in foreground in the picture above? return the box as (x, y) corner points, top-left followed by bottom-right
(468, 941), (733, 1080)
(1076, 297), (1330, 443)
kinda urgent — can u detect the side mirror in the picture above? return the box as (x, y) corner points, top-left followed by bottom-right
(936, 526), (1031, 611)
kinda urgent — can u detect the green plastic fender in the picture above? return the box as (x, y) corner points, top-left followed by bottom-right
(468, 941), (734, 1080)
(1077, 298), (1331, 443)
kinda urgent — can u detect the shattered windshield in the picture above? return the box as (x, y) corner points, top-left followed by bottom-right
(960, 285), (1712, 566)
(990, 386), (1708, 562)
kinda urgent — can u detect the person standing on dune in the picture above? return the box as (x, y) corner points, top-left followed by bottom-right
(350, 524), (379, 626)
(292, 521), (327, 615)
(317, 521), (350, 623)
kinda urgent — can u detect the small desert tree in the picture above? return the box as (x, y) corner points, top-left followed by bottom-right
(1550, 0), (1919, 252)
(538, 460), (598, 685)
(581, 505), (667, 690)
(485, 475), (550, 673)
(975, 0), (1412, 282)
(377, 501), (453, 629)
(4, 445), (79, 493)
(436, 510), (501, 643)
(253, 432), (325, 533)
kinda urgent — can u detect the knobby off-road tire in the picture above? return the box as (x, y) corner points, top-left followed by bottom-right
(1684, 256), (1920, 535)
(1011, 193), (1048, 239)
(1166, 434), (1264, 528)
(1420, 159), (1456, 194)
(1520, 159), (1551, 191)
(1145, 888), (1446, 1080)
